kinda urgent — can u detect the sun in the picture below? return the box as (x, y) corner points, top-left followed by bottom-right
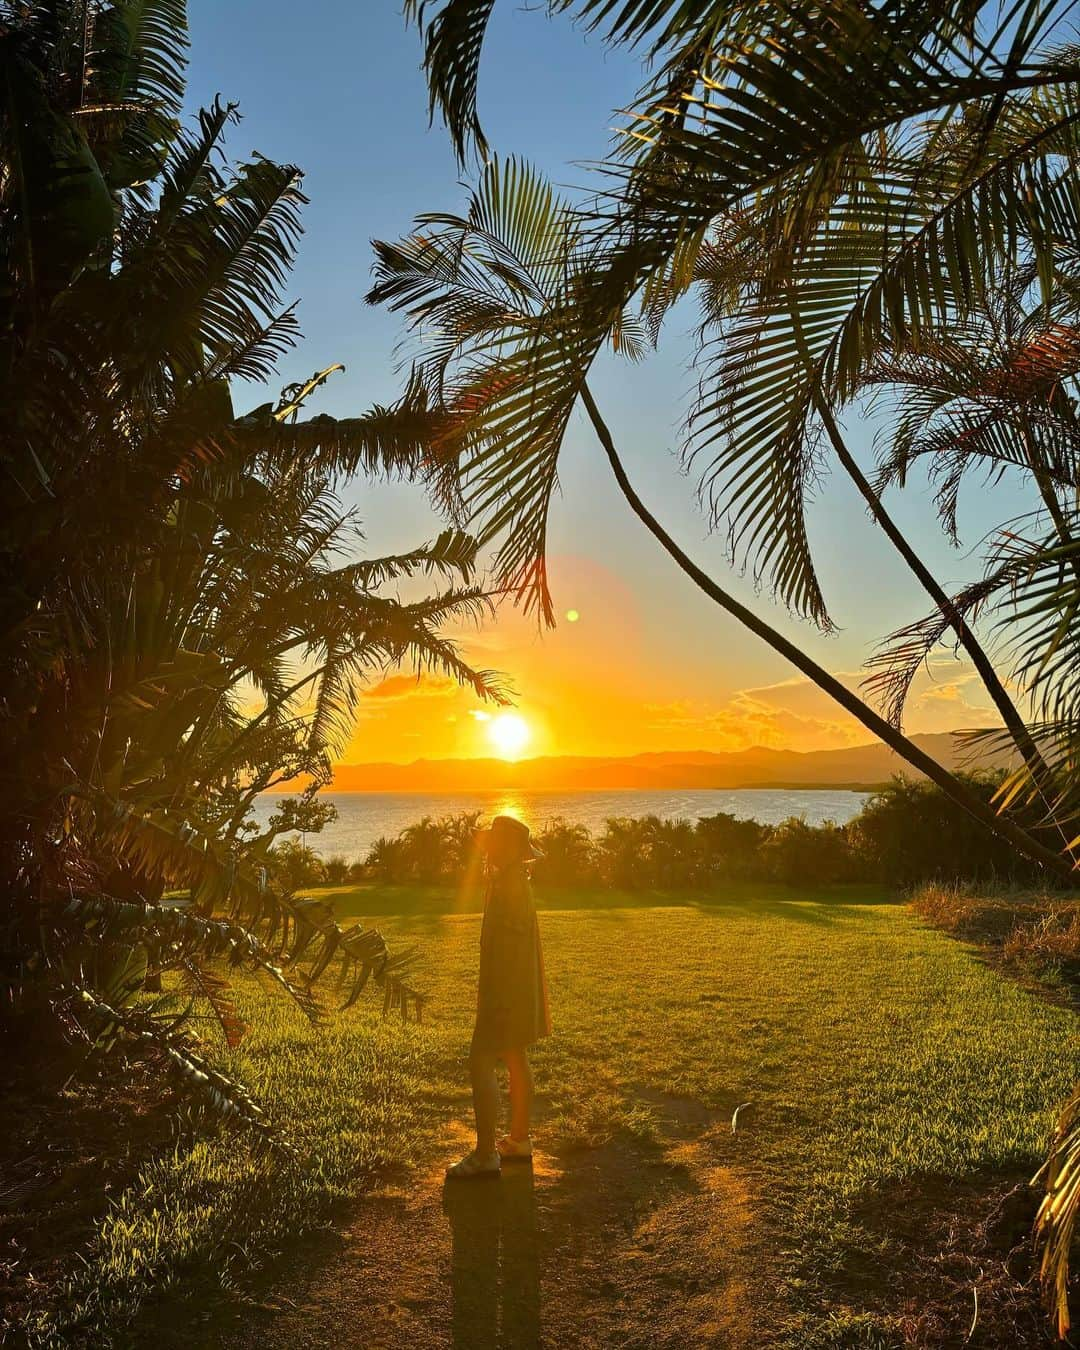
(487, 712), (531, 759)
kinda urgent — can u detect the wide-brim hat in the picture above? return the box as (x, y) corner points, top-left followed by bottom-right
(475, 814), (543, 859)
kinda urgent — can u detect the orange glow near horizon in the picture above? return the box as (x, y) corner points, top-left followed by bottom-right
(330, 547), (1004, 771)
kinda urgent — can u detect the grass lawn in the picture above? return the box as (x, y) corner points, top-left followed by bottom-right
(26, 884), (1079, 1348)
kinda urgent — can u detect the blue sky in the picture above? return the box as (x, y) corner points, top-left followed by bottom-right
(184, 2), (1024, 760)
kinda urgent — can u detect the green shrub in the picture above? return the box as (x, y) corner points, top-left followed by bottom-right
(351, 776), (1065, 895)
(366, 835), (412, 884)
(762, 818), (855, 886)
(269, 840), (327, 890)
(531, 819), (596, 885)
(695, 812), (773, 880)
(323, 856), (351, 885)
(851, 775), (1045, 886)
(364, 812), (482, 883)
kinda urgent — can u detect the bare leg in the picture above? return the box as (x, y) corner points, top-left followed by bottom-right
(504, 1047), (534, 1141)
(469, 1047), (499, 1155)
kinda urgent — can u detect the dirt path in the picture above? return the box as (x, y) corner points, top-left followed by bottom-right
(220, 1099), (763, 1350)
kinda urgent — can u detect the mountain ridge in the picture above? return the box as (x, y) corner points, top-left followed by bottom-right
(297, 733), (1011, 792)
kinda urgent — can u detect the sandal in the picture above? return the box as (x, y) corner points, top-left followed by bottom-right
(497, 1135), (533, 1161)
(445, 1149), (501, 1180)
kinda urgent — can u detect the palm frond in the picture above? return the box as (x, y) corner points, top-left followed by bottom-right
(88, 0), (189, 114)
(405, 0), (496, 161)
(1036, 1082), (1080, 1339)
(341, 529), (480, 587)
(863, 573), (1005, 730)
(369, 157), (622, 621)
(406, 0), (992, 163)
(179, 959), (247, 1049)
(65, 893), (323, 1023)
(687, 286), (835, 623)
(232, 377), (441, 481)
(75, 989), (277, 1140)
(85, 0), (189, 189)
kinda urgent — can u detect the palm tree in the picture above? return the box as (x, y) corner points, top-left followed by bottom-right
(858, 296), (1080, 802)
(596, 817), (653, 889)
(367, 156), (1074, 878)
(392, 0), (1080, 841)
(531, 818), (596, 886)
(398, 817), (454, 882)
(366, 834), (412, 884)
(394, 0), (1080, 1328)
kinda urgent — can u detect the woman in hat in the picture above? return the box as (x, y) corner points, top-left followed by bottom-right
(446, 814), (551, 1179)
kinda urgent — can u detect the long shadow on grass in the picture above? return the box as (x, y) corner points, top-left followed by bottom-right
(442, 1167), (540, 1349)
(323, 881), (896, 922)
(132, 1091), (756, 1349)
(689, 897), (878, 927)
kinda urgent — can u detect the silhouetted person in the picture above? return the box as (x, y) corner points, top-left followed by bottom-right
(447, 816), (551, 1180)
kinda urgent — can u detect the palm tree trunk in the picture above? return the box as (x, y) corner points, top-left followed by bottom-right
(812, 396), (1071, 854)
(1019, 414), (1080, 572)
(577, 382), (1078, 885)
(785, 305), (1066, 848)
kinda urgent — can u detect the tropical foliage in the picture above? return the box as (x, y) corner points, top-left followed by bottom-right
(390, 0), (1080, 1329)
(358, 779), (1044, 891)
(367, 155), (1077, 876)
(0, 2), (499, 1136)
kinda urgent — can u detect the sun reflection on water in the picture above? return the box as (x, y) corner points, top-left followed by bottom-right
(492, 796), (528, 826)
(453, 796), (532, 912)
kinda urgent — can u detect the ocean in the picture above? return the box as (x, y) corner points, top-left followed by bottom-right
(251, 788), (872, 862)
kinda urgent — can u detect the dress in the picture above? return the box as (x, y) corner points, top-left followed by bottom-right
(472, 862), (551, 1054)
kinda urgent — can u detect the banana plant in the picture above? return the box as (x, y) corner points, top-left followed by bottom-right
(0, 1), (504, 1138)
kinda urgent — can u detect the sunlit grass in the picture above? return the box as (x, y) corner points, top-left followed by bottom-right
(34, 889), (1078, 1346)
(31, 993), (463, 1346)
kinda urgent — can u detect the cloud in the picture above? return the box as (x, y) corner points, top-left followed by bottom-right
(739, 662), (1000, 731)
(363, 672), (459, 701)
(917, 672), (987, 706)
(644, 659), (1003, 753)
(921, 681), (967, 703)
(645, 690), (864, 752)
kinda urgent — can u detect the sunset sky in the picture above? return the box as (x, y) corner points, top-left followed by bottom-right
(188, 2), (1025, 764)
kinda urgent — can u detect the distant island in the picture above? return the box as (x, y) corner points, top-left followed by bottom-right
(276, 732), (1011, 793)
